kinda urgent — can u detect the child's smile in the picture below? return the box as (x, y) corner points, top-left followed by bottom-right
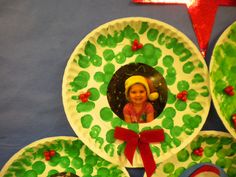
(128, 83), (147, 105)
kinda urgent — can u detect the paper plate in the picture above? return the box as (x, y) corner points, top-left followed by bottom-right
(0, 137), (129, 177)
(210, 21), (236, 139)
(62, 17), (210, 167)
(144, 131), (236, 177)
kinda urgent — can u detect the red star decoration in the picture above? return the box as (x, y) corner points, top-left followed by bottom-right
(133, 0), (236, 58)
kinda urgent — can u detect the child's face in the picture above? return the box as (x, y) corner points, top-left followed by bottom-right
(128, 83), (147, 105)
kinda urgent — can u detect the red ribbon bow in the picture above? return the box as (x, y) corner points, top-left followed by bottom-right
(114, 127), (165, 177)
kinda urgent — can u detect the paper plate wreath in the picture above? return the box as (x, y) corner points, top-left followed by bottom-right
(147, 131), (236, 177)
(62, 17), (211, 176)
(210, 21), (236, 139)
(0, 137), (129, 177)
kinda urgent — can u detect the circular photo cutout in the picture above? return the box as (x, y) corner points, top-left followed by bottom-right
(62, 17), (210, 167)
(107, 63), (168, 123)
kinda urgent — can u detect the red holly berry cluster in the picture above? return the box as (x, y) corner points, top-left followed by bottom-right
(44, 150), (56, 161)
(193, 147), (204, 156)
(79, 91), (91, 102)
(224, 86), (234, 96)
(177, 90), (188, 101)
(131, 39), (143, 51)
(232, 114), (236, 129)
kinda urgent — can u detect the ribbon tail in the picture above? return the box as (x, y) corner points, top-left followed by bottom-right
(125, 141), (137, 165)
(138, 142), (156, 177)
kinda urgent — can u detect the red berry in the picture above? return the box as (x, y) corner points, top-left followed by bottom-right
(181, 95), (187, 102)
(132, 45), (138, 51)
(49, 150), (56, 157)
(177, 93), (183, 99)
(44, 151), (50, 157)
(81, 97), (88, 103)
(224, 86), (234, 95)
(133, 39), (139, 46)
(45, 155), (51, 161)
(198, 147), (204, 152)
(182, 90), (188, 96)
(85, 91), (91, 97)
(137, 43), (143, 49)
(79, 94), (85, 100)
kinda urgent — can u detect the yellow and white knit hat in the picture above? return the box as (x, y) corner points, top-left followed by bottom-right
(125, 75), (159, 101)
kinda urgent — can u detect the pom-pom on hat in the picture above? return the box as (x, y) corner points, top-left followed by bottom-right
(125, 75), (159, 101)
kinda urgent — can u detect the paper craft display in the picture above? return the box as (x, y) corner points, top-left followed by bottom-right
(0, 137), (129, 177)
(62, 17), (210, 172)
(132, 0), (236, 57)
(210, 21), (236, 139)
(144, 131), (236, 177)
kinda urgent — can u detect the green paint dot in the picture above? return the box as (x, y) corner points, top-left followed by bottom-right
(48, 170), (58, 176)
(76, 101), (95, 113)
(94, 72), (104, 83)
(166, 74), (176, 86)
(167, 90), (176, 104)
(200, 158), (212, 163)
(122, 45), (133, 57)
(151, 146), (160, 157)
(127, 123), (139, 133)
(189, 102), (203, 113)
(170, 126), (182, 137)
(174, 167), (186, 176)
(191, 152), (202, 161)
(24, 170), (37, 177)
(81, 164), (93, 175)
(90, 55), (102, 67)
(177, 80), (189, 91)
(139, 22), (149, 34)
(188, 89), (198, 100)
(81, 114), (93, 128)
(205, 136), (218, 144)
(143, 43), (155, 58)
(90, 125), (101, 138)
(103, 63), (115, 74)
(192, 73), (204, 83)
(66, 167), (76, 174)
(97, 35), (107, 47)
(227, 166), (236, 177)
(216, 158), (227, 168)
(49, 153), (61, 166)
(173, 138), (181, 147)
(204, 146), (215, 157)
(115, 52), (126, 64)
(99, 83), (108, 95)
(103, 49), (115, 61)
(85, 41), (96, 56)
(147, 28), (159, 41)
(106, 129), (115, 143)
(70, 71), (90, 92)
(98, 167), (110, 176)
(167, 67), (176, 76)
(175, 100), (187, 111)
(100, 107), (113, 122)
(163, 162), (175, 174)
(200, 86), (209, 97)
(163, 55), (174, 67)
(32, 161), (45, 175)
(72, 157), (83, 169)
(155, 66), (164, 75)
(77, 54), (90, 68)
(183, 61), (195, 73)
(85, 155), (98, 166)
(135, 55), (146, 64)
(111, 117), (123, 127)
(59, 156), (70, 168)
(88, 88), (100, 101)
(177, 149), (189, 162)
(164, 107), (176, 119)
(162, 118), (174, 129)
(104, 144), (114, 156)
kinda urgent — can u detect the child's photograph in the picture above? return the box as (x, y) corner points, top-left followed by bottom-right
(107, 63), (168, 123)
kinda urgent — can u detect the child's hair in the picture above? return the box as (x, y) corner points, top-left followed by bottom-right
(125, 75), (159, 101)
